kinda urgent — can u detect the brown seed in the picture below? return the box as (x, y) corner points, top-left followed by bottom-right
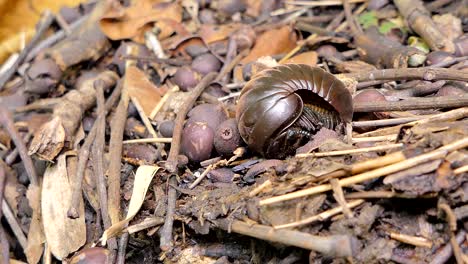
(70, 247), (110, 264)
(212, 0), (246, 16)
(181, 121), (214, 163)
(199, 9), (217, 24)
(454, 35), (468, 57)
(173, 66), (201, 91)
(436, 85), (466, 96)
(231, 25), (256, 51)
(425, 51), (455, 66)
(158, 120), (175, 137)
(205, 82), (228, 98)
(353, 89), (387, 103)
(191, 53), (222, 75)
(187, 103), (228, 131)
(209, 168), (235, 183)
(214, 118), (242, 156)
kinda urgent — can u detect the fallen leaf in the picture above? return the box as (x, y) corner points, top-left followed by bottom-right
(100, 1), (183, 43)
(241, 25), (298, 64)
(282, 51), (318, 67)
(199, 23), (241, 44)
(41, 154), (85, 260)
(125, 66), (167, 116)
(100, 165), (161, 244)
(25, 185), (44, 264)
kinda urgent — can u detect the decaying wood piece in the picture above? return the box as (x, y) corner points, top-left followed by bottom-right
(28, 71), (119, 161)
(394, 0), (455, 53)
(354, 27), (425, 68)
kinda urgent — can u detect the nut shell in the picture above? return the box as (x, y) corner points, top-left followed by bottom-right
(187, 103), (228, 131)
(181, 121), (214, 163)
(214, 118), (242, 156)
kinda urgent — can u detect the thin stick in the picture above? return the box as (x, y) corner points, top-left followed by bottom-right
(123, 138), (172, 144)
(165, 73), (218, 173)
(355, 107), (468, 138)
(160, 176), (177, 251)
(330, 179), (353, 218)
(0, 166), (9, 264)
(149, 87), (177, 120)
(214, 49), (249, 83)
(273, 199), (364, 230)
(345, 190), (437, 199)
(389, 232), (432, 248)
(354, 95), (468, 112)
(0, 108), (38, 185)
(284, 0), (366, 6)
(342, 67), (468, 82)
(126, 217), (165, 234)
(68, 81), (122, 218)
(454, 164), (468, 175)
(352, 116), (432, 127)
(130, 96), (158, 138)
(0, 11), (55, 91)
(296, 143), (403, 158)
(249, 180), (272, 197)
(92, 83), (117, 255)
(260, 137), (468, 206)
(351, 135), (397, 143)
(116, 233), (129, 264)
(216, 219), (357, 257)
(430, 230), (466, 264)
(2, 200), (27, 250)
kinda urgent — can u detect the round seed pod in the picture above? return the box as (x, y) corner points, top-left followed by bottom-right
(70, 247), (110, 264)
(173, 67), (201, 91)
(187, 103), (228, 131)
(426, 51), (455, 66)
(158, 120), (175, 137)
(181, 121), (214, 163)
(214, 118), (242, 156)
(191, 53), (222, 75)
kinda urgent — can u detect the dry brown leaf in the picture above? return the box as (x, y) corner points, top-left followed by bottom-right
(25, 185), (44, 264)
(126, 66), (167, 116)
(100, 165), (161, 244)
(100, 0), (183, 43)
(282, 51), (318, 67)
(241, 25), (298, 64)
(0, 0), (86, 63)
(199, 23), (241, 44)
(41, 154), (85, 260)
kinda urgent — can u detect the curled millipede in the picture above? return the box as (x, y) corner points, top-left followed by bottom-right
(236, 64), (353, 158)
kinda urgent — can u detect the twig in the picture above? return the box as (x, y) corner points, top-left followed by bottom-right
(453, 164), (468, 175)
(160, 176), (177, 251)
(352, 116), (433, 127)
(345, 190), (436, 199)
(189, 164), (214, 189)
(273, 199), (364, 230)
(249, 180), (272, 197)
(330, 179), (353, 218)
(351, 135), (398, 143)
(2, 200), (27, 250)
(430, 230), (466, 264)
(438, 202), (463, 264)
(296, 143), (403, 158)
(68, 81), (122, 218)
(0, 10), (55, 91)
(355, 107), (468, 138)
(354, 95), (468, 112)
(25, 14), (89, 62)
(284, 0), (366, 6)
(260, 137), (468, 206)
(165, 72), (218, 173)
(0, 166), (9, 264)
(342, 0), (362, 35)
(149, 86), (178, 120)
(215, 49), (249, 83)
(0, 107), (38, 185)
(215, 219), (357, 257)
(126, 217), (165, 234)
(92, 83), (117, 256)
(342, 67), (468, 82)
(389, 232), (432, 248)
(54, 12), (72, 35)
(122, 138), (172, 144)
(160, 73), (217, 251)
(116, 233), (129, 264)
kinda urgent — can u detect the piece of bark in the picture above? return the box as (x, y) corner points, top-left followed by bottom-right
(355, 27), (425, 68)
(45, 1), (111, 70)
(394, 0), (455, 53)
(28, 71), (119, 161)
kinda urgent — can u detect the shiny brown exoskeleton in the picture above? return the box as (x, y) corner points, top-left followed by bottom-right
(236, 64), (353, 158)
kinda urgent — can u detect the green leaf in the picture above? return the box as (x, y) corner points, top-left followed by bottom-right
(358, 11), (378, 29)
(378, 21), (398, 34)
